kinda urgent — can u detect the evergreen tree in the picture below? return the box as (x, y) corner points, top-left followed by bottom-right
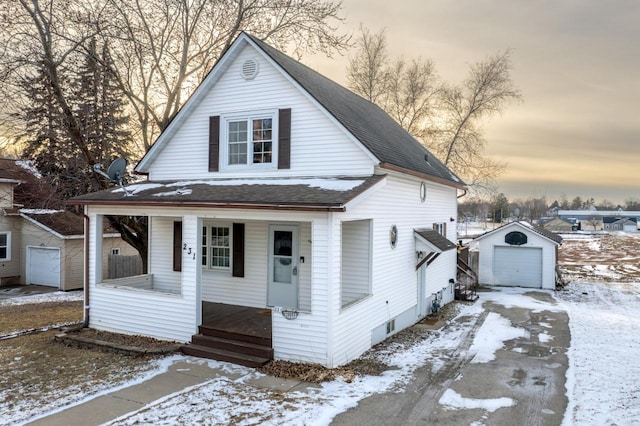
(22, 39), (132, 200)
(21, 66), (67, 182)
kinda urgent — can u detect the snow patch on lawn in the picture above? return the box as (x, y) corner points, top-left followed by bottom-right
(0, 290), (83, 307)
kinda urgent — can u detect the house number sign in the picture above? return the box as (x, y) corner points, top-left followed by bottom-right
(183, 243), (196, 259)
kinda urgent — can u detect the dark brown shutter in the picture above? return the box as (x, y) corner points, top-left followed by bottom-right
(232, 223), (245, 277)
(209, 116), (220, 172)
(278, 108), (291, 169)
(173, 221), (182, 272)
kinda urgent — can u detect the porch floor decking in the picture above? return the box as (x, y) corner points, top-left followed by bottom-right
(201, 302), (272, 339)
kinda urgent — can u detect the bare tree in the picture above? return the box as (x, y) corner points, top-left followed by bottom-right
(105, 0), (350, 153)
(431, 51), (521, 192)
(346, 25), (388, 103)
(384, 58), (440, 139)
(586, 215), (601, 231)
(1, 0), (349, 270)
(346, 27), (521, 194)
(347, 27), (440, 138)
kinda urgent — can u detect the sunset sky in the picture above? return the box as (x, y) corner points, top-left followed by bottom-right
(307, 0), (639, 205)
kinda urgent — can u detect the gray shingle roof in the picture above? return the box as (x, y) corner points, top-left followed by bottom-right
(246, 34), (464, 188)
(70, 175), (386, 211)
(475, 221), (563, 245)
(414, 229), (457, 252)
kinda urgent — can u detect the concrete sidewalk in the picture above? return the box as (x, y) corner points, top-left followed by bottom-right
(27, 359), (312, 426)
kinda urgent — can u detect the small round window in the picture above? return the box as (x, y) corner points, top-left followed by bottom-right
(420, 182), (427, 202)
(390, 225), (398, 248)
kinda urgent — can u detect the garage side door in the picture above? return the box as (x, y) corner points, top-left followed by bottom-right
(28, 247), (61, 288)
(493, 246), (542, 288)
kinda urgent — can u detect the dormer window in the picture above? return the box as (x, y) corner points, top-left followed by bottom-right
(222, 112), (276, 169)
(208, 108), (291, 172)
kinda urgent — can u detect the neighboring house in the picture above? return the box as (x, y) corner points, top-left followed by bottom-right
(474, 221), (563, 290)
(1, 159), (138, 290)
(70, 33), (465, 368)
(540, 217), (578, 233)
(604, 217), (637, 232)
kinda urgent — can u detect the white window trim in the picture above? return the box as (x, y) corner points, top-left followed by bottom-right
(220, 109), (279, 171)
(433, 222), (446, 237)
(202, 222), (233, 271)
(0, 231), (10, 261)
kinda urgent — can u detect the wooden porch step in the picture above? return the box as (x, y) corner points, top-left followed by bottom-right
(191, 333), (274, 359)
(181, 344), (271, 368)
(198, 325), (272, 347)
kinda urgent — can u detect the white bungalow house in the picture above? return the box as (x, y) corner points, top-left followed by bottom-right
(71, 33), (465, 368)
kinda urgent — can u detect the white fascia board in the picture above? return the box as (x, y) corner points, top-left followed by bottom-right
(244, 38), (380, 166)
(342, 177), (387, 211)
(135, 37), (250, 173)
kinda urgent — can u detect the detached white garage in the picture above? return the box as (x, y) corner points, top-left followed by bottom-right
(475, 221), (563, 289)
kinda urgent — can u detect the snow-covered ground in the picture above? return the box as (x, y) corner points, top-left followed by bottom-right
(8, 232), (640, 425)
(12, 281), (638, 425)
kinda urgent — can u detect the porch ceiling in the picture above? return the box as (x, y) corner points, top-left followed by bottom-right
(68, 175), (386, 212)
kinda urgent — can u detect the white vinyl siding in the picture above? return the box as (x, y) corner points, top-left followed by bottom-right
(88, 213), (199, 342)
(149, 217), (182, 294)
(329, 173), (458, 365)
(146, 45), (375, 180)
(341, 219), (371, 307)
(200, 221), (312, 313)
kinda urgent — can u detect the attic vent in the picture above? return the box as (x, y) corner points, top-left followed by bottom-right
(241, 58), (259, 80)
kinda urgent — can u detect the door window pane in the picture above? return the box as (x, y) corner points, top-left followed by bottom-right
(273, 230), (293, 283)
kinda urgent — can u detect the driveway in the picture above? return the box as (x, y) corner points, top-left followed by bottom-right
(332, 290), (570, 426)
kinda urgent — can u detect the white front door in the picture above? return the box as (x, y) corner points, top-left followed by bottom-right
(417, 263), (427, 318)
(267, 225), (298, 309)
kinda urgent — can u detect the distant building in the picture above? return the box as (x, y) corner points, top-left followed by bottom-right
(604, 217), (637, 232)
(540, 217), (579, 233)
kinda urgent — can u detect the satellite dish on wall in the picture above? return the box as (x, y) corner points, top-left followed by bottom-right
(93, 157), (131, 196)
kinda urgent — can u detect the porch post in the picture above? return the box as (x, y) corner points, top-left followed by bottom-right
(92, 213), (103, 286)
(180, 215), (202, 333)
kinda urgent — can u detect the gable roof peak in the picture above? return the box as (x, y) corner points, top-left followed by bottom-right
(137, 32), (464, 189)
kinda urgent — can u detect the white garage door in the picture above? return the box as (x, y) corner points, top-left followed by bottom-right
(493, 246), (542, 288)
(28, 247), (61, 287)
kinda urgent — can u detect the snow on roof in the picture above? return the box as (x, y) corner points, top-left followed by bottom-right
(15, 160), (42, 178)
(112, 178), (366, 195)
(19, 208), (65, 215)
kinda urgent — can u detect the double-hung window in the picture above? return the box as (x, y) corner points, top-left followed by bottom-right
(433, 223), (446, 237)
(202, 225), (231, 270)
(0, 232), (10, 261)
(223, 112), (276, 169)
